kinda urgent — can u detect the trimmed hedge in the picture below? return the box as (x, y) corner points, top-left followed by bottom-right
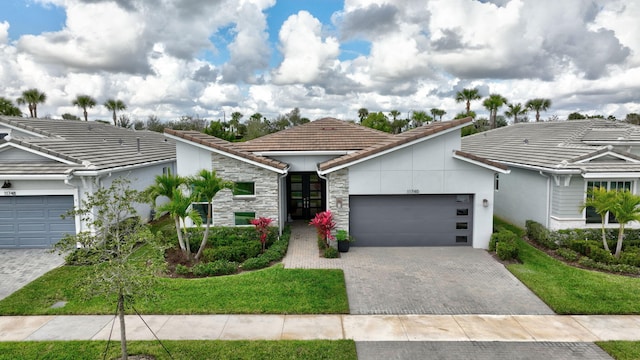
(525, 220), (558, 249)
(490, 228), (519, 261)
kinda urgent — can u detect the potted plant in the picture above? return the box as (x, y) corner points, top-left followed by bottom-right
(335, 229), (354, 253)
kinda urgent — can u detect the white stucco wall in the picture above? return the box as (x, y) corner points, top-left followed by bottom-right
(271, 155), (338, 172)
(346, 131), (496, 249)
(494, 167), (549, 228)
(175, 141), (213, 176)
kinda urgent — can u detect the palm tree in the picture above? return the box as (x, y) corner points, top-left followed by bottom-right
(388, 110), (401, 122)
(504, 103), (528, 124)
(188, 169), (233, 260)
(0, 97), (22, 116)
(609, 190), (640, 258)
(525, 98), (552, 122)
(145, 171), (186, 208)
(483, 94), (508, 129)
(72, 95), (97, 122)
(431, 108), (446, 121)
(357, 108), (369, 123)
(455, 88), (481, 114)
(155, 188), (201, 259)
(410, 110), (432, 127)
(104, 99), (127, 126)
(581, 187), (617, 252)
(16, 88), (47, 118)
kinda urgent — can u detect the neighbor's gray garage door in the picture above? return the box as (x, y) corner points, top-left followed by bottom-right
(349, 194), (473, 246)
(0, 195), (75, 248)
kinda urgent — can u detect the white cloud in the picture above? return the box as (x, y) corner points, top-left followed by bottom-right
(272, 11), (340, 85)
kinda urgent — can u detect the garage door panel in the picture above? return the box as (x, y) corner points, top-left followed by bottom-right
(0, 195), (75, 248)
(350, 195), (473, 247)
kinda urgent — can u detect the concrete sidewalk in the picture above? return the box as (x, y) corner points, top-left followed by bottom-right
(1, 314), (640, 342)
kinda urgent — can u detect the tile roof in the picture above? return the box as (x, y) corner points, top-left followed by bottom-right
(318, 117), (473, 172)
(164, 129), (289, 171)
(0, 116), (175, 175)
(461, 119), (640, 173)
(234, 117), (393, 152)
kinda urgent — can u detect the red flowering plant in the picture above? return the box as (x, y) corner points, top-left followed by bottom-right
(250, 217), (273, 253)
(309, 210), (336, 248)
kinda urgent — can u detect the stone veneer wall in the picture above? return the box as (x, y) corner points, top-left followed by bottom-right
(211, 154), (280, 227)
(328, 168), (349, 231)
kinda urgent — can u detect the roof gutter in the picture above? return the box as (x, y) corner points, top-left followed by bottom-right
(452, 152), (510, 174)
(72, 158), (175, 176)
(493, 160), (581, 175)
(253, 150), (354, 156)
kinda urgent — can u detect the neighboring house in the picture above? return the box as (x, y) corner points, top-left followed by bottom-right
(0, 116), (176, 248)
(165, 117), (507, 249)
(462, 119), (640, 230)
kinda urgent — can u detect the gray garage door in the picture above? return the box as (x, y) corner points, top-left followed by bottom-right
(0, 196), (75, 248)
(349, 194), (473, 246)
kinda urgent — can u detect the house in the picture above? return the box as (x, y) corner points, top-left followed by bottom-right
(0, 116), (176, 248)
(165, 117), (507, 249)
(461, 119), (640, 230)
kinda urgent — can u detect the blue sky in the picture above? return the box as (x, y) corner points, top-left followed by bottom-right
(0, 0), (638, 122)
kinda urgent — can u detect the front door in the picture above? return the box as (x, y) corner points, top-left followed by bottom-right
(287, 173), (326, 220)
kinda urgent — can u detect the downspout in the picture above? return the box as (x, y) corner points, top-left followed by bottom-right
(64, 173), (81, 237)
(316, 167), (329, 211)
(538, 171), (551, 229)
(277, 167), (290, 236)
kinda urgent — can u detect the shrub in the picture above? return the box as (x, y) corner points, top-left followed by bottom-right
(489, 229), (517, 252)
(64, 248), (103, 265)
(191, 260), (238, 277)
(578, 256), (640, 275)
(242, 256), (271, 270)
(323, 246), (339, 258)
(619, 248), (640, 267)
(234, 241), (262, 260)
(587, 245), (616, 264)
(568, 239), (597, 256)
(496, 239), (519, 261)
(261, 248), (282, 262)
(525, 220), (557, 249)
(175, 264), (191, 276)
(556, 248), (580, 262)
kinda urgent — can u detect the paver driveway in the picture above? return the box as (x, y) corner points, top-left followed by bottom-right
(284, 222), (554, 315)
(0, 249), (65, 300)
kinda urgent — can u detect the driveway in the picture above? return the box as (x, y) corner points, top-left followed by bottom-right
(284, 223), (554, 315)
(0, 249), (65, 300)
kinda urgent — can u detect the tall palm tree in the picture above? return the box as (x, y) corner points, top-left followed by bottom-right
(155, 188), (201, 259)
(72, 95), (97, 122)
(581, 186), (617, 252)
(610, 190), (640, 258)
(504, 103), (528, 124)
(188, 169), (233, 260)
(455, 88), (481, 114)
(410, 110), (432, 127)
(388, 110), (401, 122)
(525, 98), (552, 122)
(104, 99), (127, 126)
(16, 88), (47, 118)
(431, 108), (446, 121)
(483, 94), (508, 129)
(357, 108), (369, 123)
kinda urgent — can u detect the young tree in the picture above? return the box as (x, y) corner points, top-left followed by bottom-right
(455, 88), (481, 114)
(609, 190), (640, 258)
(53, 178), (164, 360)
(581, 186), (617, 252)
(16, 88), (47, 118)
(188, 169), (233, 260)
(104, 99), (127, 126)
(362, 112), (392, 133)
(72, 94), (97, 121)
(155, 187), (202, 258)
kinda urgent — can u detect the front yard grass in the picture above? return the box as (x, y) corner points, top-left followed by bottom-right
(598, 341), (640, 360)
(0, 340), (357, 360)
(0, 265), (349, 315)
(507, 237), (640, 314)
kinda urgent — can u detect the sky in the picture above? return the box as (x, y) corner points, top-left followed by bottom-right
(0, 0), (638, 123)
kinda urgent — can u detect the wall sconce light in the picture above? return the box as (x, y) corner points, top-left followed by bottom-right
(1, 180), (11, 189)
(482, 199), (489, 207)
(336, 198), (343, 208)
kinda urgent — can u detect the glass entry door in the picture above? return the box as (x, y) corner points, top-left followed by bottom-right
(287, 173), (326, 220)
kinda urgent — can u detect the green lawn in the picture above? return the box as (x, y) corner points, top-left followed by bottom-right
(598, 341), (640, 360)
(0, 340), (357, 360)
(0, 265), (349, 315)
(507, 237), (640, 314)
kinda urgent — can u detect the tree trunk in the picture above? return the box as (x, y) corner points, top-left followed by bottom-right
(118, 292), (128, 360)
(181, 218), (192, 259)
(615, 224), (625, 258)
(174, 216), (187, 253)
(600, 220), (610, 252)
(113, 111), (117, 126)
(194, 203), (212, 260)
(84, 109), (88, 121)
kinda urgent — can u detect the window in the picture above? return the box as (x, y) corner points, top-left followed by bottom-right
(234, 212), (255, 225)
(456, 236), (468, 243)
(233, 182), (255, 196)
(162, 166), (170, 175)
(191, 203), (210, 221)
(494, 174), (499, 191)
(456, 209), (469, 216)
(456, 222), (468, 230)
(585, 180), (633, 224)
